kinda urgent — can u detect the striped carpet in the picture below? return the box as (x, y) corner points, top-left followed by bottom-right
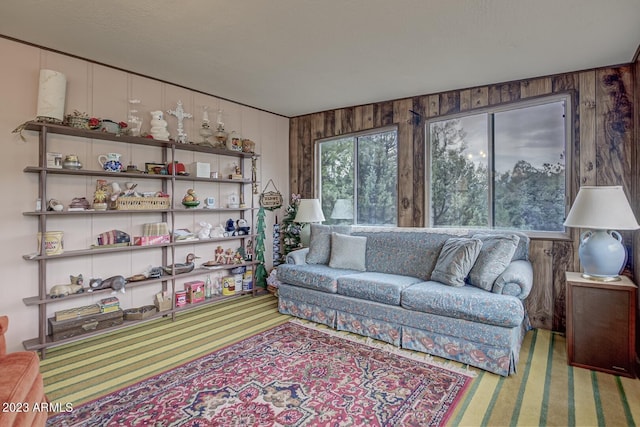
(40, 294), (640, 426)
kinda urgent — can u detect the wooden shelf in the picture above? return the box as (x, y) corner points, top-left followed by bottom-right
(23, 121), (259, 158)
(22, 120), (261, 356)
(22, 292), (256, 351)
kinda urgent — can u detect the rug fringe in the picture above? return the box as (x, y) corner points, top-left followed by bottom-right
(289, 319), (476, 378)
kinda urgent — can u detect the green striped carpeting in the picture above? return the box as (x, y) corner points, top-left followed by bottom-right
(41, 294), (640, 426)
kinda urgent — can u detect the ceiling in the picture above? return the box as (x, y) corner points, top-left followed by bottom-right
(1, 1), (639, 117)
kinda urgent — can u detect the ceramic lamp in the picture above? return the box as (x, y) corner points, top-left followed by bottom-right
(563, 186), (639, 281)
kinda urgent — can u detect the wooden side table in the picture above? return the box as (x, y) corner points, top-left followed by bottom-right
(565, 272), (637, 378)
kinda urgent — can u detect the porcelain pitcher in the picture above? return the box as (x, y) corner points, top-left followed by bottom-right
(98, 153), (123, 172)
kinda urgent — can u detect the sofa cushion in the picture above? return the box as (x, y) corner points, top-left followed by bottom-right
(468, 234), (520, 291)
(277, 263), (360, 293)
(431, 237), (483, 287)
(329, 232), (367, 271)
(352, 230), (455, 280)
(401, 281), (524, 328)
(306, 224), (351, 264)
(337, 272), (422, 305)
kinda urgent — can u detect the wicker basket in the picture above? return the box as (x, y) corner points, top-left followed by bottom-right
(116, 197), (170, 210)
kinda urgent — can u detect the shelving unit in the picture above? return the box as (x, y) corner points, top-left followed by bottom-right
(21, 121), (261, 356)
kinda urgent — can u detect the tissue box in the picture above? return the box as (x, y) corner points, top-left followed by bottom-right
(190, 162), (210, 178)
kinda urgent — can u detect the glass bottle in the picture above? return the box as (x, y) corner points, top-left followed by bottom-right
(205, 275), (212, 299)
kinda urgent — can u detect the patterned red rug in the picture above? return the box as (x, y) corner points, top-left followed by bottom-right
(47, 321), (472, 426)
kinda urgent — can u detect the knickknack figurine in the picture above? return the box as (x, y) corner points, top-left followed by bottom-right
(167, 100), (192, 144)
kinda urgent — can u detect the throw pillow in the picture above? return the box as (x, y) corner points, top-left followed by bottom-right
(306, 224), (332, 264)
(306, 225), (352, 264)
(468, 234), (520, 291)
(430, 237), (483, 287)
(329, 232), (367, 271)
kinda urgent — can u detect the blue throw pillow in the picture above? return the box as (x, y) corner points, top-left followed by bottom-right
(430, 237), (483, 287)
(468, 234), (520, 291)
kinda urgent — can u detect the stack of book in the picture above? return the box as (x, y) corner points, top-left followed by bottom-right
(99, 297), (120, 313)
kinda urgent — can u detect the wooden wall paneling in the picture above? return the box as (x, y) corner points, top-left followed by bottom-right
(354, 104), (374, 132)
(439, 91), (460, 115)
(288, 118), (300, 195)
(297, 117), (313, 196)
(552, 73), (577, 92)
(527, 240), (554, 330)
(460, 89), (471, 112)
(595, 67), (633, 191)
(521, 77), (552, 98)
(340, 107), (354, 136)
(412, 96), (427, 227)
(394, 98), (414, 227)
(308, 113), (326, 196)
(470, 87), (489, 109)
(488, 84), (502, 105)
(427, 95), (439, 118)
(373, 101), (394, 128)
(552, 240), (574, 332)
(323, 110), (335, 137)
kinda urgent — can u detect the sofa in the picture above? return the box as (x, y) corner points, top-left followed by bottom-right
(0, 316), (48, 426)
(277, 226), (534, 376)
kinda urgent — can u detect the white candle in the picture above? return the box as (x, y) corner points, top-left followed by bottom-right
(36, 69), (66, 122)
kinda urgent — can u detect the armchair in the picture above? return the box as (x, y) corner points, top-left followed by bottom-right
(0, 316), (48, 426)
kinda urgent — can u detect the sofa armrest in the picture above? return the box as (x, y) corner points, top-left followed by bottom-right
(0, 316), (7, 356)
(286, 248), (310, 265)
(492, 260), (533, 300)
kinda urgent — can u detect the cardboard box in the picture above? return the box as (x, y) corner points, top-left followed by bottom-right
(190, 162), (210, 178)
(184, 280), (205, 303)
(133, 235), (171, 246)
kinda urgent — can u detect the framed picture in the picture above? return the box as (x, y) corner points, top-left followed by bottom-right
(145, 162), (167, 174)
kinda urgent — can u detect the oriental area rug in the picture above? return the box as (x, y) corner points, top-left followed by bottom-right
(46, 321), (472, 426)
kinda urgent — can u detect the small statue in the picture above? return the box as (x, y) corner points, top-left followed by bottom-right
(197, 221), (212, 239)
(233, 251), (244, 264)
(214, 246), (225, 264)
(224, 248), (235, 264)
(149, 111), (170, 141)
(50, 274), (85, 298)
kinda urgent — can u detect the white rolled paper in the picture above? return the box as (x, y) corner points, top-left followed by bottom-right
(36, 69), (66, 122)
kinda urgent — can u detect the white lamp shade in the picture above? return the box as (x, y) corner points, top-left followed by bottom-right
(331, 199), (354, 219)
(564, 186), (639, 230)
(294, 199), (326, 223)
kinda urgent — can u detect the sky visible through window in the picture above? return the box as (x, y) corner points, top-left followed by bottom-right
(456, 102), (565, 173)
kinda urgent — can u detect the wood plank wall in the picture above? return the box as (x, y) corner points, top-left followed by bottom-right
(289, 65), (637, 332)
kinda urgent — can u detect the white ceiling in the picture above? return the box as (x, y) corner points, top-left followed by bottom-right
(1, 0), (639, 117)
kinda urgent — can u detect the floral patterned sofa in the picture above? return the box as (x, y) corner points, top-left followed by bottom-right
(277, 226), (533, 376)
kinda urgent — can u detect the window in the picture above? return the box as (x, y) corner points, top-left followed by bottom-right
(427, 95), (570, 232)
(318, 128), (398, 226)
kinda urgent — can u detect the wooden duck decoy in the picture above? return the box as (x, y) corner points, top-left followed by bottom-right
(162, 253), (199, 275)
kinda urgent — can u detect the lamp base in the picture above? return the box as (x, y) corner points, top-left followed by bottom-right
(578, 229), (626, 279)
(580, 273), (621, 282)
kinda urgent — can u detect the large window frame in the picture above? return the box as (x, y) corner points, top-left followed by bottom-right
(425, 93), (573, 234)
(316, 126), (399, 226)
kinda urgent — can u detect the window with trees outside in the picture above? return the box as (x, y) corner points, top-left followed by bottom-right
(318, 127), (398, 226)
(428, 94), (570, 232)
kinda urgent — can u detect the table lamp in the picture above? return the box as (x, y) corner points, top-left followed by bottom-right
(294, 199), (326, 246)
(563, 186), (639, 281)
(330, 199), (354, 224)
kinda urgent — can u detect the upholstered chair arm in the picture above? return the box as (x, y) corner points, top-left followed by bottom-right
(0, 315), (8, 356)
(286, 248), (310, 265)
(492, 260), (534, 300)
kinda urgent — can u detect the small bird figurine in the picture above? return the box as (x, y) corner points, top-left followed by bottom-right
(162, 253), (199, 275)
